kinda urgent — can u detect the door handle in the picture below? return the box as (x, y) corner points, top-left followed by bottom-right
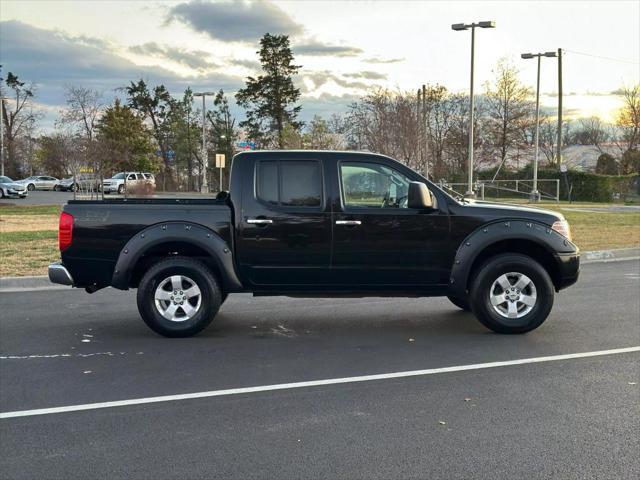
(247, 218), (273, 224)
(335, 220), (362, 226)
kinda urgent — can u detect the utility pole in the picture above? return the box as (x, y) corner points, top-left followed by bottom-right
(556, 48), (563, 167)
(193, 91), (216, 193)
(521, 51), (557, 202)
(452, 20), (496, 198)
(422, 84), (428, 179)
(417, 88), (422, 175)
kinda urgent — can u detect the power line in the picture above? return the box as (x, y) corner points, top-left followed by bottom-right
(564, 49), (639, 65)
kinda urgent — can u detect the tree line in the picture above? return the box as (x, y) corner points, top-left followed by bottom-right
(1, 33), (638, 191)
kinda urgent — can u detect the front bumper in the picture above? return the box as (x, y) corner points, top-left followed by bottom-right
(6, 188), (28, 197)
(555, 252), (580, 291)
(48, 263), (74, 286)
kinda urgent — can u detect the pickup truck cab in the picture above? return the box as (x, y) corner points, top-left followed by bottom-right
(49, 151), (579, 337)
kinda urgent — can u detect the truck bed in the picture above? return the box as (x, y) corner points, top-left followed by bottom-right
(62, 199), (233, 288)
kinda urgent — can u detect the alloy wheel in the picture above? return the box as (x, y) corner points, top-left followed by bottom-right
(489, 272), (537, 319)
(154, 275), (202, 322)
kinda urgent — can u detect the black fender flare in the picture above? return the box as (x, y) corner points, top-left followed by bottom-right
(448, 219), (577, 298)
(111, 222), (243, 292)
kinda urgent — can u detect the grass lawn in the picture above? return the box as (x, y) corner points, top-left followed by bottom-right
(0, 230), (59, 277)
(556, 209), (640, 251)
(0, 203), (638, 277)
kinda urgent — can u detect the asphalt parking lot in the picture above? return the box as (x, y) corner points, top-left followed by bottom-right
(1, 260), (639, 479)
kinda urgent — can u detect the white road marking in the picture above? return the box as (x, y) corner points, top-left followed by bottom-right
(0, 352), (124, 360)
(1, 346), (638, 420)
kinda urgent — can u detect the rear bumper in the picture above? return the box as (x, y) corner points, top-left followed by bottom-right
(48, 263), (74, 286)
(555, 252), (580, 291)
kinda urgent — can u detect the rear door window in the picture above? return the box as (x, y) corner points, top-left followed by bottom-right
(257, 161), (279, 205)
(256, 160), (322, 207)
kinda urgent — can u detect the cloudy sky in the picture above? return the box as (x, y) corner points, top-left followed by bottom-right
(1, 0), (638, 130)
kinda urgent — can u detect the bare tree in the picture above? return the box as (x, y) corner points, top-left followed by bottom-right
(345, 89), (420, 166)
(615, 84), (640, 153)
(566, 117), (609, 149)
(483, 58), (534, 171)
(1, 72), (38, 177)
(59, 86), (103, 141)
(445, 93), (487, 179)
(303, 115), (346, 150)
(423, 85), (453, 179)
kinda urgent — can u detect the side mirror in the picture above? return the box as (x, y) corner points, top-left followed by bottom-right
(408, 181), (434, 209)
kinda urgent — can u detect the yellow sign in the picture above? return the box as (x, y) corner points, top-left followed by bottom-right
(215, 154), (225, 168)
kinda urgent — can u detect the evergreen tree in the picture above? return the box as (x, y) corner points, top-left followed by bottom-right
(236, 34), (302, 148)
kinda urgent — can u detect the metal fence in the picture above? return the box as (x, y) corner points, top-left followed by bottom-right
(438, 179), (560, 203)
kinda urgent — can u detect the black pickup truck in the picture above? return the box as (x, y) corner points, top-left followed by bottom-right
(49, 150), (579, 337)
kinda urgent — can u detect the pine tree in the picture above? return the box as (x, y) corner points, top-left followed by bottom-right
(236, 34), (302, 148)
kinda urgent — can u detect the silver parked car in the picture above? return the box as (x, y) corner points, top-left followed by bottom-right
(17, 175), (60, 191)
(0, 176), (28, 198)
(56, 173), (101, 192)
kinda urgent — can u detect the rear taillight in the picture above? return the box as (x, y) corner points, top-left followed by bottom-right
(59, 211), (74, 251)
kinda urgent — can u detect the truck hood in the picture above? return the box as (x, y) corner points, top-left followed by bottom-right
(458, 199), (564, 225)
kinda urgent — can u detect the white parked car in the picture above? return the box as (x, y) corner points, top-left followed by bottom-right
(102, 172), (156, 194)
(16, 175), (60, 191)
(0, 176), (28, 198)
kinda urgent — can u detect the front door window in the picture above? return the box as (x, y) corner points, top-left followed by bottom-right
(340, 162), (411, 209)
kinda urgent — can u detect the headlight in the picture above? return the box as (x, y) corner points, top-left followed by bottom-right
(551, 219), (572, 241)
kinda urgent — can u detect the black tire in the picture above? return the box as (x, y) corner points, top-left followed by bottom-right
(117, 184), (125, 194)
(27, 183), (35, 191)
(469, 253), (554, 334)
(0, 189), (5, 198)
(136, 257), (222, 337)
(220, 292), (228, 305)
(72, 183), (79, 192)
(447, 295), (470, 311)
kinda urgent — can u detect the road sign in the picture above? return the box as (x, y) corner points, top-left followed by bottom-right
(236, 140), (256, 151)
(215, 154), (225, 168)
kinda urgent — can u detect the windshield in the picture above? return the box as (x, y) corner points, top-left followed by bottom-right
(0, 176), (13, 183)
(112, 173), (126, 179)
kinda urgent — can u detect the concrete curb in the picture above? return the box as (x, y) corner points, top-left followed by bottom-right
(0, 275), (67, 293)
(1, 247), (638, 292)
(581, 247), (640, 264)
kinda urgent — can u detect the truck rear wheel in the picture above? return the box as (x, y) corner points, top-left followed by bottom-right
(136, 257), (222, 337)
(469, 253), (554, 334)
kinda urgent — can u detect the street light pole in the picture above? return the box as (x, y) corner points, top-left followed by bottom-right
(452, 20), (495, 198)
(193, 91), (216, 193)
(533, 55), (541, 202)
(468, 25), (475, 197)
(521, 51), (557, 202)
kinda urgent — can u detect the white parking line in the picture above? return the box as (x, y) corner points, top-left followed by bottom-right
(1, 346), (638, 420)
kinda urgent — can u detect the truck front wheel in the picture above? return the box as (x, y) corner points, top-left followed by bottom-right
(136, 257), (222, 337)
(469, 253), (554, 334)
